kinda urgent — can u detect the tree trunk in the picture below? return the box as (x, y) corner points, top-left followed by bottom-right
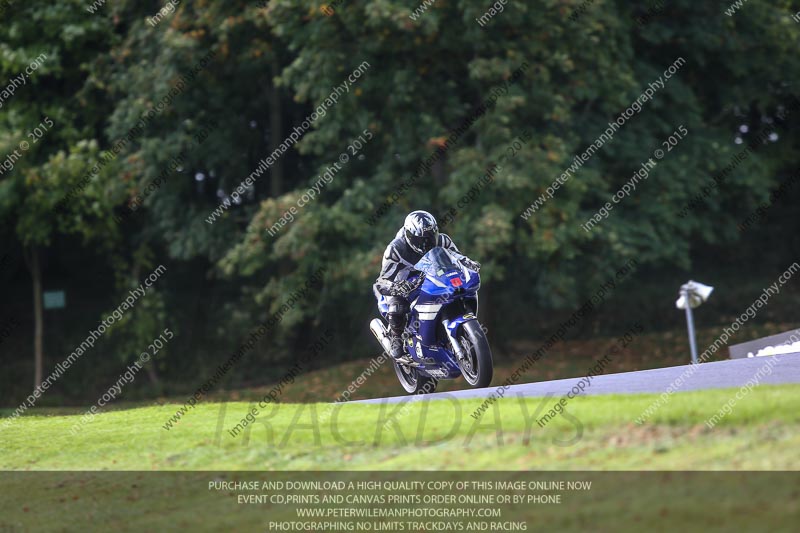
(31, 246), (43, 390)
(145, 363), (160, 386)
(132, 257), (160, 386)
(269, 54), (284, 197)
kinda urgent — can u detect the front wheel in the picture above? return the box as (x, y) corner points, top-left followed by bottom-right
(456, 320), (493, 388)
(393, 362), (438, 395)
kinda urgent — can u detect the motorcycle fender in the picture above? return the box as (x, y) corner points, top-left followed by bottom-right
(442, 313), (477, 358)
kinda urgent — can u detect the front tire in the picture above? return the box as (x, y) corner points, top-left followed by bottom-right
(393, 362), (438, 395)
(456, 320), (493, 388)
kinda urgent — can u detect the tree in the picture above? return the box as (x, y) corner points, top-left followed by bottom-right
(222, 0), (800, 347)
(0, 1), (117, 388)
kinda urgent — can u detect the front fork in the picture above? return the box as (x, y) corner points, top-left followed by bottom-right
(443, 317), (471, 363)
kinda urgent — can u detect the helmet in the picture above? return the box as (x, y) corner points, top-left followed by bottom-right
(403, 210), (439, 254)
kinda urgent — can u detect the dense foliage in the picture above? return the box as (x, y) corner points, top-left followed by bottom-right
(2, 0), (799, 402)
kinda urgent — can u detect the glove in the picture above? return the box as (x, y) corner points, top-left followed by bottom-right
(391, 276), (423, 298)
(374, 279), (395, 296)
(390, 280), (413, 297)
(460, 257), (481, 272)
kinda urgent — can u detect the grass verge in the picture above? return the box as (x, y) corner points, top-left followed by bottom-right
(2, 385), (799, 470)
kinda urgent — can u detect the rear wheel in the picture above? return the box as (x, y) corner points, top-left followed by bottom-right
(456, 320), (493, 388)
(393, 362), (438, 395)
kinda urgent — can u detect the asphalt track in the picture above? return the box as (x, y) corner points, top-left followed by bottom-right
(358, 354), (800, 404)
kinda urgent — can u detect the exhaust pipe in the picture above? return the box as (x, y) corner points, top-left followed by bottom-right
(370, 319), (393, 355)
(370, 318), (421, 367)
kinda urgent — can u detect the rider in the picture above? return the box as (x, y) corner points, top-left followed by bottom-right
(373, 210), (480, 360)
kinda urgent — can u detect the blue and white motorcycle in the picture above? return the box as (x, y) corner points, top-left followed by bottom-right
(370, 247), (493, 394)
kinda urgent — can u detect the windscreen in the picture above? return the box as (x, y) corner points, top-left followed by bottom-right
(413, 247), (462, 277)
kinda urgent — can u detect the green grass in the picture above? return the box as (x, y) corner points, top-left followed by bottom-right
(2, 385), (799, 471)
(2, 387), (799, 531)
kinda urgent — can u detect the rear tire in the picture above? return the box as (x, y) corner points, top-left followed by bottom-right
(393, 362), (438, 395)
(456, 320), (493, 388)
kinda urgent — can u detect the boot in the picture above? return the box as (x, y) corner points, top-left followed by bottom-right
(389, 332), (406, 360)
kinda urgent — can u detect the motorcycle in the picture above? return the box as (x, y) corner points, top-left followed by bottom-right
(370, 246), (493, 394)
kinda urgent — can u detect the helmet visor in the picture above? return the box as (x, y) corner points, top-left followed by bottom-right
(406, 229), (439, 254)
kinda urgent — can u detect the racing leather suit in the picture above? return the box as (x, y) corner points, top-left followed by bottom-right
(373, 228), (461, 346)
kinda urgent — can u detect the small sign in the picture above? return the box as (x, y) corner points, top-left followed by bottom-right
(729, 328), (800, 359)
(43, 291), (66, 309)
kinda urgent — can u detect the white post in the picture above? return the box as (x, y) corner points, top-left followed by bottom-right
(683, 288), (699, 365)
(676, 281), (713, 365)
